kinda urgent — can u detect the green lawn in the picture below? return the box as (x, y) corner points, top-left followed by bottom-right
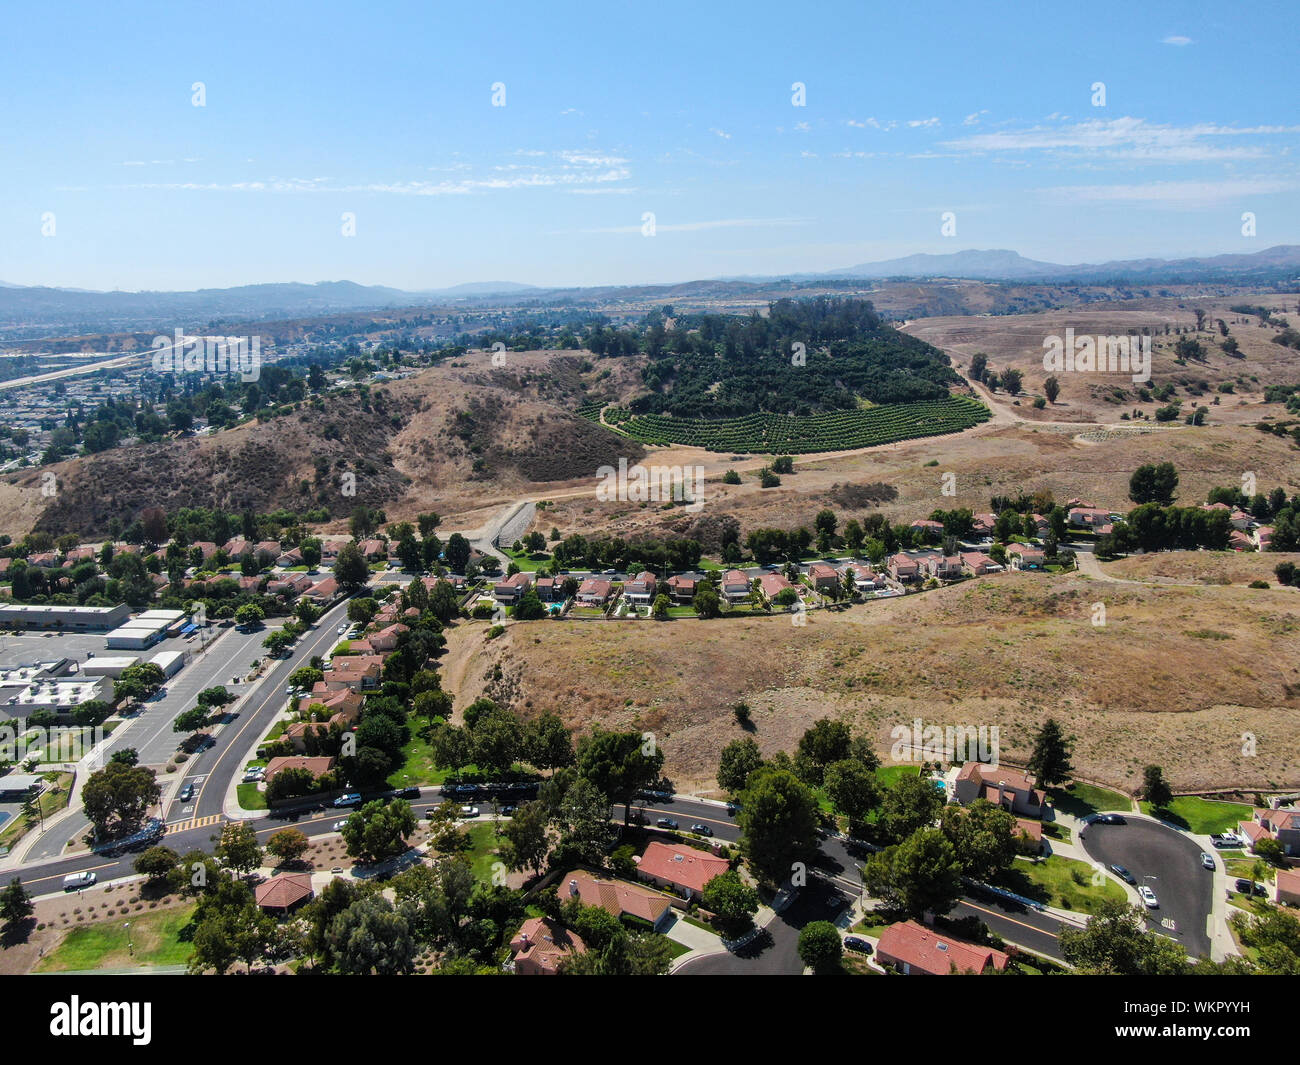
(875, 764), (921, 787)
(236, 783), (267, 810)
(1140, 796), (1249, 835)
(664, 937), (692, 959)
(391, 728), (455, 787)
(501, 548), (551, 572)
(1042, 822), (1072, 843)
(996, 855), (1127, 915)
(461, 821), (507, 882)
(37, 905), (196, 972)
(1049, 782), (1131, 819)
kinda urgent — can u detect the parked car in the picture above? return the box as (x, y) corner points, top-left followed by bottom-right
(241, 771), (262, 784)
(179, 783), (194, 802)
(1110, 864), (1136, 884)
(1235, 878), (1268, 897)
(337, 625), (348, 634)
(63, 872), (97, 890)
(333, 793), (361, 807)
(500, 805), (517, 816)
(1100, 814), (1127, 825)
(843, 935), (873, 954)
(690, 823), (713, 836)
(459, 805), (481, 817)
(1139, 885), (1159, 908)
(725, 802), (740, 816)
(1200, 852), (1216, 870)
(656, 817), (679, 830)
(332, 819), (349, 831)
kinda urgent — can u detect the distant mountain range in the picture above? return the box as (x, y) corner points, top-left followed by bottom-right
(1, 246), (1297, 340)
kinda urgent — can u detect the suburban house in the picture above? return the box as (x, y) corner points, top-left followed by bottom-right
(721, 569), (751, 603)
(283, 714), (352, 753)
(807, 562), (841, 592)
(953, 762), (1046, 818)
(276, 547), (305, 568)
(254, 873), (315, 914)
(221, 537), (251, 557)
(1006, 543), (1045, 571)
(358, 539), (388, 560)
(1229, 529), (1252, 551)
(886, 554), (921, 583)
(263, 755), (336, 784)
(1015, 818), (1044, 853)
(960, 551), (1001, 576)
(191, 541), (219, 562)
(623, 572), (658, 605)
(759, 572), (794, 599)
(1274, 868), (1300, 907)
(268, 572), (314, 598)
(635, 841), (730, 900)
(910, 519), (945, 539)
(917, 553), (962, 581)
(509, 917), (585, 975)
(559, 871), (673, 930)
(842, 562), (885, 591)
(666, 575), (697, 603)
(1255, 526), (1274, 550)
(302, 576), (339, 603)
(493, 571), (533, 604)
(1239, 806), (1300, 856)
(306, 686), (364, 720)
(320, 538), (350, 561)
(534, 576), (560, 602)
(576, 578), (613, 606)
(1068, 506), (1112, 529)
(972, 512), (997, 537)
(876, 920), (1011, 975)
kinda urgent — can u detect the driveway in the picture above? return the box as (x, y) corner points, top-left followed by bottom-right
(1080, 816), (1214, 958)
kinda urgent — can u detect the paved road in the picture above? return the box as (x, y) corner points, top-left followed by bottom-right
(1080, 817), (1214, 958)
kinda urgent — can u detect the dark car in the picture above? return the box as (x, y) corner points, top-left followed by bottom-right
(725, 802), (740, 816)
(1110, 864), (1136, 884)
(656, 817), (679, 830)
(399, 786), (421, 799)
(689, 823), (713, 837)
(843, 935), (873, 954)
(1235, 878), (1268, 897)
(179, 783), (194, 802)
(500, 804), (518, 816)
(1100, 814), (1127, 825)
(629, 811), (649, 826)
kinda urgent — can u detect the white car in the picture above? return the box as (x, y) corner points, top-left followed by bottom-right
(337, 625), (348, 635)
(332, 819), (349, 831)
(1139, 885), (1159, 908)
(459, 805), (480, 817)
(1200, 852), (1216, 870)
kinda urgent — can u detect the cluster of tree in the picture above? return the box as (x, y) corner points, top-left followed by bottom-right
(428, 701), (575, 781)
(550, 533), (703, 574)
(1097, 504), (1231, 556)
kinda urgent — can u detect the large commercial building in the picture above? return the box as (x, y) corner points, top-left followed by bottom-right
(0, 603), (130, 631)
(105, 609), (186, 650)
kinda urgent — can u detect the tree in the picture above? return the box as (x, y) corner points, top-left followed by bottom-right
(233, 603), (265, 629)
(576, 729), (664, 825)
(526, 712), (575, 771)
(0, 879), (33, 930)
(196, 685), (235, 708)
(795, 718), (853, 787)
(717, 737), (763, 794)
(172, 705), (210, 737)
(514, 588), (546, 621)
(843, 518), (864, 555)
(444, 533), (472, 573)
(939, 799), (1018, 881)
(1027, 718), (1074, 787)
(112, 662), (166, 704)
(701, 871), (759, 938)
(342, 799), (417, 865)
(814, 509), (838, 553)
(134, 845), (180, 883)
(879, 773), (944, 842)
(470, 705), (524, 776)
(326, 895), (418, 975)
(334, 542), (370, 591)
(736, 766), (820, 885)
(862, 828), (963, 919)
(215, 821), (263, 875)
(968, 353), (988, 382)
(798, 921), (843, 972)
(82, 762), (161, 837)
(299, 537), (322, 569)
(1000, 368), (1023, 395)
(554, 777), (615, 865)
(692, 583), (721, 618)
(266, 828), (310, 866)
(1141, 765), (1172, 809)
(823, 759), (881, 828)
(289, 667), (324, 691)
(651, 593), (670, 619)
(1129, 462), (1179, 506)
(501, 800), (551, 877)
(1060, 898), (1189, 974)
(1043, 374), (1060, 404)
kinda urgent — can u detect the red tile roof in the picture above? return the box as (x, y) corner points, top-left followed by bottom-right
(876, 920), (1010, 975)
(636, 841), (730, 895)
(254, 873), (314, 910)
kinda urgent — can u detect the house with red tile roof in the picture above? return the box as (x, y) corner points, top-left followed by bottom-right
(721, 569), (751, 602)
(358, 539), (388, 560)
(283, 714), (352, 753)
(876, 920), (1010, 975)
(263, 755), (335, 783)
(493, 571), (532, 603)
(306, 687), (364, 721)
(635, 840), (730, 899)
(953, 763), (1045, 818)
(886, 554), (921, 583)
(841, 562), (885, 591)
(276, 547), (305, 568)
(759, 572), (793, 599)
(255, 873), (315, 913)
(666, 575), (697, 602)
(365, 623), (407, 652)
(576, 578), (613, 605)
(558, 870), (673, 930)
(1068, 507), (1112, 529)
(917, 553), (963, 580)
(807, 562), (840, 592)
(1254, 525), (1274, 550)
(303, 576), (340, 602)
(972, 513), (997, 537)
(1274, 867), (1300, 906)
(1006, 543), (1045, 571)
(960, 551), (1001, 576)
(509, 916), (585, 975)
(623, 572), (657, 604)
(222, 537), (251, 557)
(910, 519), (945, 538)
(1239, 807), (1300, 856)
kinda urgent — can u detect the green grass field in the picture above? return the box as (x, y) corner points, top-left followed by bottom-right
(1049, 782), (1132, 819)
(236, 783), (267, 810)
(37, 905), (196, 972)
(1139, 796), (1249, 835)
(997, 855), (1127, 914)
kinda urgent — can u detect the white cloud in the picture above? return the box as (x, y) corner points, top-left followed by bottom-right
(577, 217), (810, 235)
(1040, 176), (1296, 208)
(709, 128), (732, 140)
(963, 110), (988, 126)
(848, 117), (896, 131)
(907, 117), (940, 128)
(1162, 35), (1193, 46)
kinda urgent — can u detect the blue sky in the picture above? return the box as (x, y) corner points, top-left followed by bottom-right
(3, 0), (1297, 291)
